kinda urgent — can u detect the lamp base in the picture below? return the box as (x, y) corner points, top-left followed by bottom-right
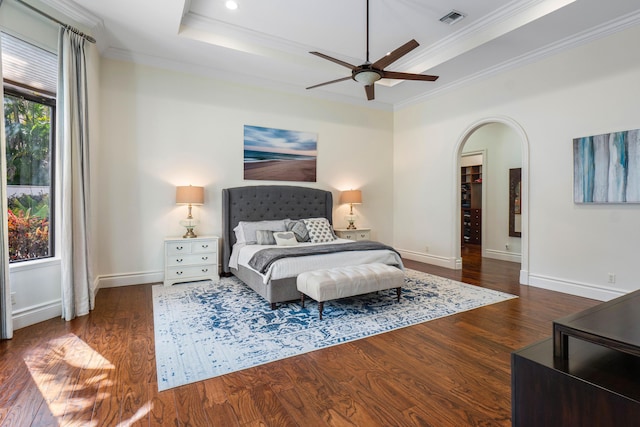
(180, 217), (200, 238)
(345, 213), (358, 230)
(183, 227), (198, 238)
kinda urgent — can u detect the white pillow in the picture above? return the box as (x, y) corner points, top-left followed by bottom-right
(234, 220), (286, 244)
(303, 218), (336, 243)
(273, 231), (298, 246)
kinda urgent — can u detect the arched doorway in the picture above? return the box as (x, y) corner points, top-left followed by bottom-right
(453, 116), (530, 284)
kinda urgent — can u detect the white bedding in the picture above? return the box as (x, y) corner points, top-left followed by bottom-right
(230, 238), (403, 284)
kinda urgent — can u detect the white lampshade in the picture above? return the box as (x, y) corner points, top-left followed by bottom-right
(354, 70), (382, 86)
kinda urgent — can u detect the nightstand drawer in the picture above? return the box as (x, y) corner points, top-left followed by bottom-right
(166, 242), (193, 255)
(166, 265), (216, 281)
(334, 228), (371, 241)
(192, 239), (216, 253)
(167, 253), (216, 267)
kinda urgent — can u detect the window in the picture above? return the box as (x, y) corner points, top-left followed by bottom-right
(2, 32), (57, 263)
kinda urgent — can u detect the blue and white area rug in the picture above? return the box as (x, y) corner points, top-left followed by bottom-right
(152, 269), (516, 391)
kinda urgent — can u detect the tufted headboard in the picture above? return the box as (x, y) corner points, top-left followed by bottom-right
(221, 185), (333, 273)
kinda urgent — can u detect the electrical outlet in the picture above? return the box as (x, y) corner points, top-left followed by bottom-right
(11, 292), (16, 305)
(505, 244), (510, 251)
(608, 273), (616, 284)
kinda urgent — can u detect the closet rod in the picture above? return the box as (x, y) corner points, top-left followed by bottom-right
(14, 0), (96, 43)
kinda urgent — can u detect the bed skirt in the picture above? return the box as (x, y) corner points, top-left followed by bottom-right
(231, 265), (300, 308)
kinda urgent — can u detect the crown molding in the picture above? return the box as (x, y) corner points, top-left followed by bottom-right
(394, 9), (640, 111)
(36, 0), (107, 51)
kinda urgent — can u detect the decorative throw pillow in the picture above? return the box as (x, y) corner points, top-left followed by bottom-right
(255, 230), (276, 245)
(286, 220), (310, 242)
(273, 231), (298, 246)
(303, 218), (336, 243)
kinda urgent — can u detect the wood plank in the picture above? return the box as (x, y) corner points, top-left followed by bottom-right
(149, 383), (179, 427)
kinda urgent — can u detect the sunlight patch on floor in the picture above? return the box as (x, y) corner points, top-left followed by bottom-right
(23, 333), (152, 425)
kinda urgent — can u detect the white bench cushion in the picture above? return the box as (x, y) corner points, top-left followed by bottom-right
(297, 263), (404, 302)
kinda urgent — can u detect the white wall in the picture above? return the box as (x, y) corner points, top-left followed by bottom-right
(96, 58), (394, 288)
(463, 123), (522, 262)
(394, 24), (640, 301)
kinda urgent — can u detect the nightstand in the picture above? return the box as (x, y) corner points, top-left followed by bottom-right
(334, 228), (371, 241)
(164, 236), (219, 286)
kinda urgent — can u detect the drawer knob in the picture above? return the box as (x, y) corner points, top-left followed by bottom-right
(201, 256), (208, 261)
(202, 244), (209, 248)
(201, 268), (208, 273)
(176, 271), (183, 275)
(175, 246), (184, 251)
(176, 258), (183, 263)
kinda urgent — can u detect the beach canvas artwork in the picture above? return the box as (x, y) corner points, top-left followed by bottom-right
(244, 125), (318, 182)
(573, 128), (640, 203)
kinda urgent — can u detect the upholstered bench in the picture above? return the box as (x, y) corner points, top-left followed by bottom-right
(296, 263), (404, 320)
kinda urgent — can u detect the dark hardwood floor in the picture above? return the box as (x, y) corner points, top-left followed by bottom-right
(0, 245), (599, 426)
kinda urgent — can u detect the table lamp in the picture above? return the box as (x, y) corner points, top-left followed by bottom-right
(340, 190), (362, 229)
(176, 185), (204, 238)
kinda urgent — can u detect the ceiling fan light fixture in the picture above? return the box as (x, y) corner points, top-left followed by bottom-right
(353, 69), (382, 85)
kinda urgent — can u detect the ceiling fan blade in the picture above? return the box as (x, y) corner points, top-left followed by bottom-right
(365, 84), (375, 100)
(381, 71), (439, 81)
(371, 39), (420, 70)
(309, 52), (357, 70)
(306, 76), (352, 90)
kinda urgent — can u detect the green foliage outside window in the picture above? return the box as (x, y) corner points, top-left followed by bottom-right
(7, 193), (50, 261)
(4, 93), (53, 262)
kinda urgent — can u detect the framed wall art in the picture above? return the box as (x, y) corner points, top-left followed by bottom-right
(244, 125), (318, 182)
(573, 129), (640, 203)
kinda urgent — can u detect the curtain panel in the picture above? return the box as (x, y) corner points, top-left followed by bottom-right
(58, 28), (94, 321)
(0, 38), (13, 339)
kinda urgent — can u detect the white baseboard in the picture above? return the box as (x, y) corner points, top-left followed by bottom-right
(12, 271), (163, 330)
(12, 299), (62, 330)
(528, 274), (625, 301)
(398, 249), (460, 269)
(95, 270), (163, 290)
(484, 249), (521, 264)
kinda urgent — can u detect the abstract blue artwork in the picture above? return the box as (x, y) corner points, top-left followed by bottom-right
(243, 125), (318, 182)
(573, 129), (640, 203)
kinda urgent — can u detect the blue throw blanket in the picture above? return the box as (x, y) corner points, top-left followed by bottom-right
(248, 240), (401, 274)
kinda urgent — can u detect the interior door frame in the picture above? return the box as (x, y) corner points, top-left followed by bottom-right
(453, 116), (530, 285)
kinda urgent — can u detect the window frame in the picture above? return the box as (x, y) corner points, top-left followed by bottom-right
(3, 85), (57, 263)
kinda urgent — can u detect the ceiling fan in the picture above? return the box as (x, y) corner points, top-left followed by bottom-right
(306, 0), (439, 101)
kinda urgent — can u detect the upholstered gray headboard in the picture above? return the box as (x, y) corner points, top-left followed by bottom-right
(221, 185), (333, 273)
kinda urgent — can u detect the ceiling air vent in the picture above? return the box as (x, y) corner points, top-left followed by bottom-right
(439, 10), (466, 25)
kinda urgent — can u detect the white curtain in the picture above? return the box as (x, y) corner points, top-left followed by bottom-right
(0, 38), (13, 339)
(58, 28), (93, 321)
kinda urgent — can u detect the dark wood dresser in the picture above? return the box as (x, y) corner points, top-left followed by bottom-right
(512, 290), (640, 426)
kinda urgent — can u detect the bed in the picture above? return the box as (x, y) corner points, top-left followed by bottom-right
(221, 185), (403, 308)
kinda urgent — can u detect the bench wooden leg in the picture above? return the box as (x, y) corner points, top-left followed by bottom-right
(318, 301), (324, 320)
(396, 287), (401, 302)
(300, 292), (305, 308)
